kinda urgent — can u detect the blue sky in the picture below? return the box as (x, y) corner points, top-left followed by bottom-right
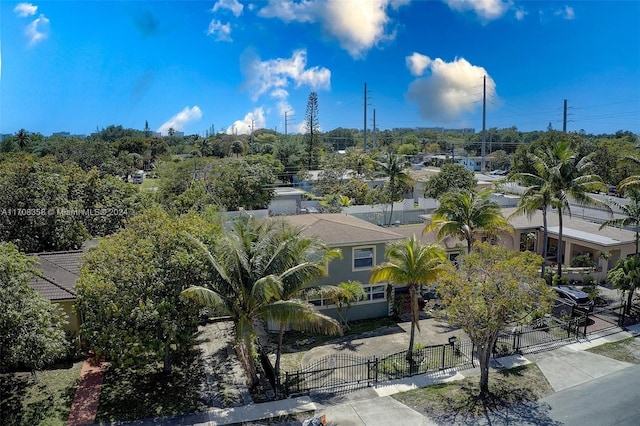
(1, 0), (639, 137)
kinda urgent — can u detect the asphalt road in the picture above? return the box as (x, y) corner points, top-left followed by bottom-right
(542, 364), (640, 426)
(474, 364), (640, 426)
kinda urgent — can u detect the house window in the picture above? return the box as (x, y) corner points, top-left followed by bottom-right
(353, 247), (375, 270)
(366, 285), (386, 301)
(309, 284), (387, 308)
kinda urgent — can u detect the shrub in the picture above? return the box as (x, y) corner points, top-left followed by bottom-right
(570, 254), (596, 268)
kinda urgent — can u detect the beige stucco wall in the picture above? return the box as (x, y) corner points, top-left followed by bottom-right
(56, 300), (80, 336)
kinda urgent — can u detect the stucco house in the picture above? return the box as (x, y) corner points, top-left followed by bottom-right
(414, 206), (637, 283)
(283, 213), (404, 322)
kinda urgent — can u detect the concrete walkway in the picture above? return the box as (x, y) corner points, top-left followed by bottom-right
(114, 324), (640, 426)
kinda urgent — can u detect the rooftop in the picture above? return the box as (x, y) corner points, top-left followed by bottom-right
(283, 213), (404, 246)
(29, 250), (87, 302)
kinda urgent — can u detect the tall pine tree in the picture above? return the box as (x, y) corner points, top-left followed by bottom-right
(304, 92), (320, 169)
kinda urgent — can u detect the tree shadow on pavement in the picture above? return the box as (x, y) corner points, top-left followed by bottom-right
(428, 380), (562, 426)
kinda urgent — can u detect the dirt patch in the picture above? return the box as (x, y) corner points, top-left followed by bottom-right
(195, 321), (253, 408)
(392, 364), (555, 426)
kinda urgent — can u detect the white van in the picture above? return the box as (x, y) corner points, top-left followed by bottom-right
(132, 170), (144, 184)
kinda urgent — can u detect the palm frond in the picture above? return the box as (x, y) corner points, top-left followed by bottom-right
(261, 300), (342, 336)
(180, 285), (225, 308)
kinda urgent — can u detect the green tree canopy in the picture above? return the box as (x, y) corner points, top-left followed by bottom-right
(76, 208), (219, 373)
(0, 154), (147, 252)
(438, 242), (553, 399)
(0, 242), (67, 372)
(422, 163), (477, 199)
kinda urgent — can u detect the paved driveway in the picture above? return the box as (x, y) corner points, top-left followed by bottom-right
(302, 319), (465, 367)
(526, 347), (632, 391)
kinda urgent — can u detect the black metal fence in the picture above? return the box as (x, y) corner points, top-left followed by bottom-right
(494, 316), (586, 357)
(279, 303), (637, 397)
(283, 340), (475, 396)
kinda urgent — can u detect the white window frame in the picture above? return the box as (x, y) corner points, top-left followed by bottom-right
(307, 284), (387, 309)
(352, 246), (375, 271)
(364, 284), (387, 302)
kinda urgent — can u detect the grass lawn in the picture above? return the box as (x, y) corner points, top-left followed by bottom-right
(0, 361), (82, 426)
(586, 336), (640, 364)
(392, 364), (554, 425)
(139, 177), (159, 191)
(95, 354), (204, 423)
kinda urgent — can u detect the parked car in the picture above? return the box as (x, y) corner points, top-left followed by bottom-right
(489, 169), (508, 176)
(552, 286), (594, 316)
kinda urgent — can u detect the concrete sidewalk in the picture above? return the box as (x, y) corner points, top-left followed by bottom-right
(114, 324), (640, 426)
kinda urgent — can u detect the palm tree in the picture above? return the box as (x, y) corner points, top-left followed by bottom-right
(600, 188), (640, 257)
(542, 140), (608, 278)
(370, 236), (446, 363)
(346, 151), (373, 178)
(607, 256), (640, 315)
(231, 140), (244, 157)
(509, 163), (556, 278)
(15, 129), (29, 151)
(425, 189), (512, 254)
(181, 216), (342, 387)
(616, 155), (640, 194)
(320, 280), (367, 330)
(375, 153), (414, 225)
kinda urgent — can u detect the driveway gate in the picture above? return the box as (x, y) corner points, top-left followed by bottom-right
(283, 340), (475, 396)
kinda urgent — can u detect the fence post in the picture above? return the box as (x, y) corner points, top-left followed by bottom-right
(441, 344), (446, 370)
(620, 302), (626, 327)
(285, 372), (289, 397)
(583, 314), (588, 337)
(375, 356), (379, 384)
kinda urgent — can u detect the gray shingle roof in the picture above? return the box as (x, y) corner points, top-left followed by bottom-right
(282, 213), (404, 246)
(28, 251), (85, 302)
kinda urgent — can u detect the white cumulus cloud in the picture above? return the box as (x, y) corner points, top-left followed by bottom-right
(554, 5), (575, 20)
(212, 0), (244, 17)
(244, 49), (331, 101)
(207, 20), (232, 41)
(157, 106), (202, 135)
(443, 0), (512, 21)
(405, 55), (497, 122)
(258, 0), (409, 58)
(406, 52), (432, 77)
(14, 2), (37, 17)
(25, 14), (50, 46)
(514, 7), (527, 20)
(226, 108), (265, 135)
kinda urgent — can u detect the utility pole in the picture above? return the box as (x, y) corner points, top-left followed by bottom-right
(481, 75), (487, 172)
(363, 82), (368, 151)
(284, 110), (293, 136)
(250, 120), (255, 153)
(563, 99), (568, 133)
(372, 108), (377, 150)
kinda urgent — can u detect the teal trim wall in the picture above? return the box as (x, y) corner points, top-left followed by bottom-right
(320, 300), (389, 323)
(314, 242), (389, 287)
